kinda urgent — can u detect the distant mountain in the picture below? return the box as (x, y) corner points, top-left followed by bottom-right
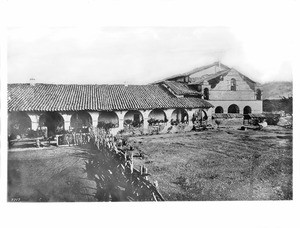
(262, 81), (293, 100)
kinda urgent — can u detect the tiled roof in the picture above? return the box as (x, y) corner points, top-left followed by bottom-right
(162, 81), (201, 96)
(8, 83), (213, 112)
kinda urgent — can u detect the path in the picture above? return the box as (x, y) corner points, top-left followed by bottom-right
(8, 146), (97, 202)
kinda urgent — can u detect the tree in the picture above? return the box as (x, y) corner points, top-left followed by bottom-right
(280, 96), (293, 115)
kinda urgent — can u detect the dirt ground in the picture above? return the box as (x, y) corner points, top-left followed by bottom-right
(129, 126), (293, 201)
(8, 146), (97, 202)
(8, 125), (292, 202)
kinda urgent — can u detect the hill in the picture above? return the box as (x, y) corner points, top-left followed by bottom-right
(262, 81), (293, 100)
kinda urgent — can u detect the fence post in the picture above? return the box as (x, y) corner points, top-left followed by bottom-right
(140, 165), (143, 175)
(36, 138), (40, 148)
(144, 167), (148, 180)
(67, 134), (70, 146)
(130, 161), (133, 174)
(249, 151), (259, 200)
(73, 133), (76, 145)
(130, 153), (134, 174)
(152, 192), (157, 201)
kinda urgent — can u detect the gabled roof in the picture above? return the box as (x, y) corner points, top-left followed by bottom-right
(237, 70), (257, 91)
(189, 68), (258, 91)
(8, 83), (213, 112)
(151, 62), (230, 84)
(189, 69), (231, 85)
(162, 81), (201, 96)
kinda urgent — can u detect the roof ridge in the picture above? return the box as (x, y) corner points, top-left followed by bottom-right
(152, 61), (231, 84)
(189, 68), (232, 84)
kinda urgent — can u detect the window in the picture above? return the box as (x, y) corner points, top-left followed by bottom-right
(204, 88), (209, 100)
(215, 106), (224, 113)
(197, 85), (202, 92)
(231, 78), (236, 91)
(243, 106), (252, 114)
(228, 104), (240, 113)
(256, 89), (262, 100)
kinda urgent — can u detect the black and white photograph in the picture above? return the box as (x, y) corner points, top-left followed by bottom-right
(6, 26), (293, 202)
(0, 0), (299, 227)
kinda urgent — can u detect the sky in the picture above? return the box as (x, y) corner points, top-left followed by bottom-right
(8, 26), (295, 85)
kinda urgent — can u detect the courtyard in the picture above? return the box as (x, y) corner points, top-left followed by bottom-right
(129, 126), (292, 201)
(8, 146), (97, 202)
(8, 125), (292, 201)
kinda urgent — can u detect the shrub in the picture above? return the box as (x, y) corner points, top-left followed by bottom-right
(26, 129), (44, 138)
(215, 120), (221, 128)
(124, 119), (133, 126)
(171, 119), (179, 126)
(148, 118), (158, 126)
(97, 121), (116, 132)
(55, 129), (67, 135)
(132, 120), (142, 127)
(191, 116), (197, 123)
(117, 129), (125, 135)
(148, 118), (168, 126)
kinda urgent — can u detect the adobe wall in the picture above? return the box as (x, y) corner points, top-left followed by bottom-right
(210, 90), (256, 100)
(8, 107), (213, 137)
(209, 69), (257, 101)
(209, 100), (263, 114)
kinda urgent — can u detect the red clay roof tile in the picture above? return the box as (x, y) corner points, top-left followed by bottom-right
(8, 83), (213, 112)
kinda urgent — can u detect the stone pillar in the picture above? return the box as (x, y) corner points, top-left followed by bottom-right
(206, 108), (213, 124)
(88, 111), (99, 129)
(115, 111), (126, 133)
(60, 112), (72, 131)
(164, 109), (175, 127)
(28, 113), (40, 130)
(187, 109), (196, 127)
(141, 110), (151, 133)
(223, 104), (228, 114)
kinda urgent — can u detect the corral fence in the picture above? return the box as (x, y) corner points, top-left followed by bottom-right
(84, 128), (164, 201)
(8, 130), (93, 148)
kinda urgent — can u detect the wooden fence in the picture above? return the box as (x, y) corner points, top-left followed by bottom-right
(86, 128), (164, 201)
